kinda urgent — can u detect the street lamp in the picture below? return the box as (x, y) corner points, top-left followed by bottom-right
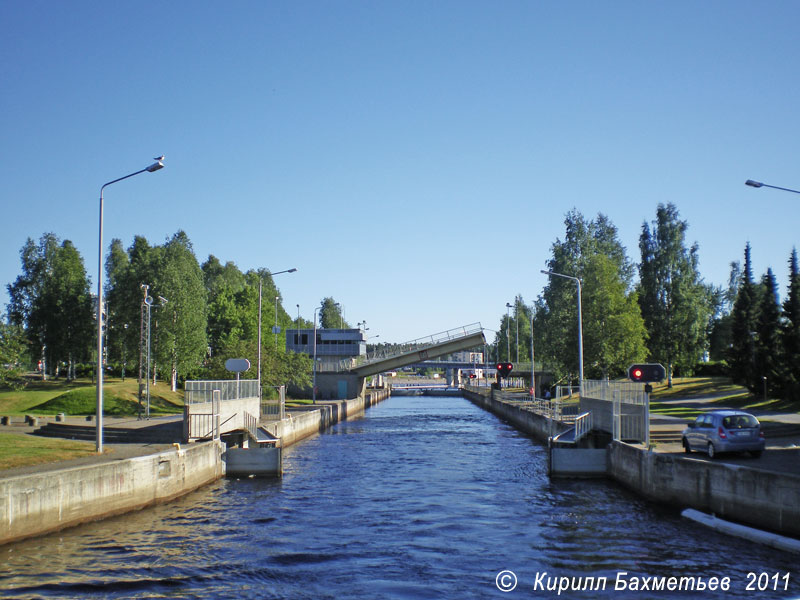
(257, 268), (297, 387)
(530, 307), (536, 397)
(313, 306), (320, 403)
(274, 296), (279, 350)
(745, 180), (800, 195)
(96, 157), (164, 453)
(541, 269), (584, 392)
(505, 302), (512, 361)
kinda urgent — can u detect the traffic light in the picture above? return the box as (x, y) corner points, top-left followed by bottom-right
(496, 362), (513, 378)
(627, 363), (666, 383)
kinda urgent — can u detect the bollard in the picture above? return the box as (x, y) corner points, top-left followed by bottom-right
(56, 413), (66, 422)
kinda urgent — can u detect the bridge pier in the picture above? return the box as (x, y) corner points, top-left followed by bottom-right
(315, 373), (367, 400)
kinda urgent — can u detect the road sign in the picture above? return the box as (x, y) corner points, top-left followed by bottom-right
(225, 358), (251, 373)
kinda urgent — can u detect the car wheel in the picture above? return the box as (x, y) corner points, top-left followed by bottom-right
(682, 438), (692, 454)
(750, 450), (763, 458)
(707, 443), (715, 458)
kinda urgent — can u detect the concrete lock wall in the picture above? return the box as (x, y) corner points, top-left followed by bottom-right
(262, 390), (390, 447)
(607, 441), (800, 538)
(314, 373), (366, 401)
(462, 388), (569, 442)
(184, 396), (261, 440)
(0, 440), (224, 546)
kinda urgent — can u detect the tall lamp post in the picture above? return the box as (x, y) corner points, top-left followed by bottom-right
(257, 268), (297, 387)
(541, 269), (584, 393)
(313, 306), (320, 403)
(745, 179), (800, 195)
(530, 307), (536, 397)
(505, 302), (512, 361)
(96, 157), (164, 453)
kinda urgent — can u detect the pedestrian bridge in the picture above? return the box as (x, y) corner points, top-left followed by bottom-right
(329, 323), (486, 377)
(313, 323), (486, 399)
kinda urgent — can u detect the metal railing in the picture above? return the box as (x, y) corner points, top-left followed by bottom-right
(261, 385), (285, 421)
(582, 379), (649, 445)
(582, 379), (647, 405)
(342, 323), (483, 371)
(494, 389), (579, 422)
(243, 411), (258, 441)
(185, 379), (260, 404)
(574, 411), (593, 443)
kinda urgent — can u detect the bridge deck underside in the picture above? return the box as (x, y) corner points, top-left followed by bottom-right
(352, 332), (486, 378)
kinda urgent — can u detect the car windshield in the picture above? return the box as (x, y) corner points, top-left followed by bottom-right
(722, 415), (759, 429)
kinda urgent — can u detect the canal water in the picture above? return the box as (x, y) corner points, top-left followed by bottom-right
(2, 395), (798, 599)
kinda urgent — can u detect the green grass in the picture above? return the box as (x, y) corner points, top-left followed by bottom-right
(649, 377), (744, 400)
(0, 377), (184, 417)
(285, 399), (314, 406)
(647, 377), (800, 416)
(0, 433), (99, 470)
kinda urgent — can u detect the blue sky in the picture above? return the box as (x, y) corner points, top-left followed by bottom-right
(2, 1), (798, 344)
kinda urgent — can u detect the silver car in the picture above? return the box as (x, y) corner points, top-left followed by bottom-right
(681, 410), (765, 458)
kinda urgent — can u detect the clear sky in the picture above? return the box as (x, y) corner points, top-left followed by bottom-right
(2, 1), (798, 344)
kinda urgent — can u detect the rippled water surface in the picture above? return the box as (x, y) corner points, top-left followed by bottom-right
(2, 395), (798, 599)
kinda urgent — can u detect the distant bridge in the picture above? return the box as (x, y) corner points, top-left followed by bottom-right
(314, 323), (486, 398)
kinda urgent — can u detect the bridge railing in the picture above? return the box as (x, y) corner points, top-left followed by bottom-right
(342, 323), (484, 371)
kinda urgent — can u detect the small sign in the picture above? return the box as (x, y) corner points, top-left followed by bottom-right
(272, 326), (281, 334)
(225, 358), (251, 373)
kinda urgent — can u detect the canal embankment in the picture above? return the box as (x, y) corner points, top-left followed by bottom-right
(0, 439), (224, 545)
(0, 388), (391, 546)
(265, 388), (390, 448)
(462, 386), (800, 539)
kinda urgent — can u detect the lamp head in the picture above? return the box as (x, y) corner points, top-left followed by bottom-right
(745, 180), (763, 188)
(288, 268), (298, 273)
(146, 156), (165, 172)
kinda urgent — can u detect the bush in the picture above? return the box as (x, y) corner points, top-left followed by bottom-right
(693, 361), (729, 377)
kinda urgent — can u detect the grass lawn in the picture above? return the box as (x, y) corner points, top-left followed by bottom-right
(648, 377), (800, 417)
(0, 433), (98, 470)
(0, 377), (184, 417)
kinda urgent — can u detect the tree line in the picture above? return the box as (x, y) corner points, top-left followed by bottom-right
(3, 230), (349, 395)
(494, 203), (799, 399)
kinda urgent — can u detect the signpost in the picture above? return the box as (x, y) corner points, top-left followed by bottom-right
(225, 358), (251, 400)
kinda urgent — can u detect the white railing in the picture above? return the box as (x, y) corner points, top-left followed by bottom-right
(496, 390), (580, 423)
(243, 411), (258, 441)
(261, 385), (286, 421)
(185, 379), (260, 404)
(582, 379), (648, 405)
(574, 411), (593, 443)
(344, 323), (483, 370)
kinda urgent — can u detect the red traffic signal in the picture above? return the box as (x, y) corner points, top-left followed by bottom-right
(496, 362), (513, 378)
(627, 363), (666, 383)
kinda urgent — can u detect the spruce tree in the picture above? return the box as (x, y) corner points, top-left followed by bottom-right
(755, 268), (782, 397)
(781, 249), (800, 400)
(728, 244), (761, 391)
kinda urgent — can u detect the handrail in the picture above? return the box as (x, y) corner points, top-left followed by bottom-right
(340, 322), (484, 371)
(243, 411), (258, 441)
(574, 411), (593, 443)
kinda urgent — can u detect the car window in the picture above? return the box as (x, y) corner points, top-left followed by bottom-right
(723, 415), (758, 429)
